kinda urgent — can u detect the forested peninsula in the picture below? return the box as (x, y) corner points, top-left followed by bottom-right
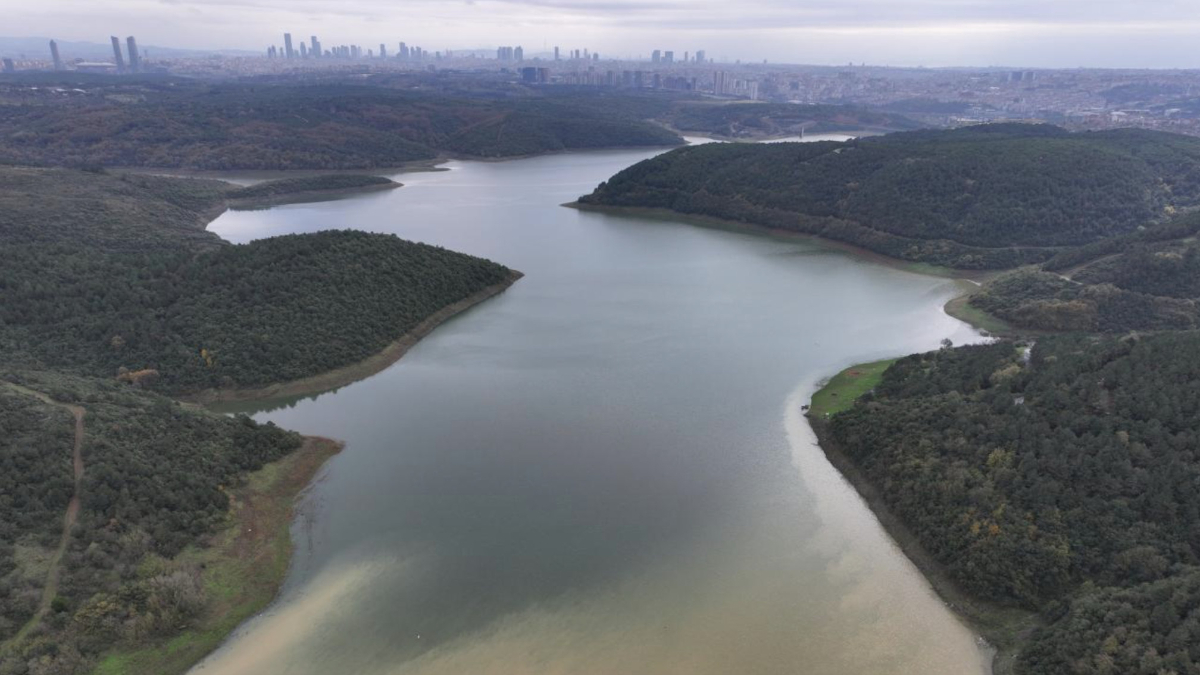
(578, 123), (1200, 269)
(0, 165), (519, 674)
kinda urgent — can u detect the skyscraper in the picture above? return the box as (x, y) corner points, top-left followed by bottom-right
(695, 50), (706, 64)
(651, 50), (661, 64)
(400, 42), (409, 60)
(126, 36), (140, 72)
(49, 40), (63, 71)
(299, 42), (308, 58)
(2, 58), (14, 73)
(514, 46), (523, 61)
(284, 33), (294, 59)
(664, 51), (674, 64)
(380, 44), (387, 58)
(554, 46), (560, 61)
(311, 36), (320, 58)
(110, 36), (126, 73)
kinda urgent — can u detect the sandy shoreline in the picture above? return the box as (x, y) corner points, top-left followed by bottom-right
(804, 376), (1038, 675)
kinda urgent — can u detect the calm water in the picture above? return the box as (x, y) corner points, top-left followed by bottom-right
(194, 143), (989, 675)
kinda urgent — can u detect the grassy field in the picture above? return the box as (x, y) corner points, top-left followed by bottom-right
(94, 437), (342, 675)
(944, 293), (1017, 336)
(807, 359), (896, 419)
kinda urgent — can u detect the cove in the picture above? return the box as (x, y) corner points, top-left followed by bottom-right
(193, 143), (990, 675)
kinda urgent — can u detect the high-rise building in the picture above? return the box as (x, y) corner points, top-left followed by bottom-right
(554, 46), (560, 61)
(593, 53), (599, 62)
(311, 36), (320, 58)
(514, 46), (523, 61)
(284, 33), (294, 59)
(380, 44), (387, 58)
(49, 40), (63, 71)
(399, 42), (409, 60)
(299, 42), (308, 58)
(2, 58), (14, 73)
(664, 51), (674, 64)
(126, 37), (140, 72)
(651, 50), (661, 64)
(695, 50), (706, 64)
(109, 36), (126, 73)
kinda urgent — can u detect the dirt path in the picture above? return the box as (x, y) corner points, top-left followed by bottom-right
(1, 382), (86, 647)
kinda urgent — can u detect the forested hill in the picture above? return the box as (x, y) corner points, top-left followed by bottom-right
(0, 79), (684, 169)
(579, 124), (1200, 269)
(823, 334), (1200, 675)
(0, 166), (516, 394)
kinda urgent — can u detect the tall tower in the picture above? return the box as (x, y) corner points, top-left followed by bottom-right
(284, 33), (294, 59)
(554, 46), (559, 61)
(299, 42), (308, 58)
(380, 44), (387, 58)
(311, 36), (320, 59)
(126, 36), (140, 72)
(49, 40), (63, 71)
(110, 36), (126, 72)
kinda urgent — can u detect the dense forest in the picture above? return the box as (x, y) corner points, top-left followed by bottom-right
(820, 334), (1200, 674)
(579, 124), (1200, 268)
(969, 211), (1200, 332)
(0, 167), (515, 394)
(0, 370), (302, 672)
(0, 78), (684, 169)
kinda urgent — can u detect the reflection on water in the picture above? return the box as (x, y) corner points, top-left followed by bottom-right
(195, 145), (989, 674)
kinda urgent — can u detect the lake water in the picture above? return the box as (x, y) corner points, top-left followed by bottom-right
(194, 142), (989, 675)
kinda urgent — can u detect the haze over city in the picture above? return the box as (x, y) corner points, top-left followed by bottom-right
(6, 0), (1200, 68)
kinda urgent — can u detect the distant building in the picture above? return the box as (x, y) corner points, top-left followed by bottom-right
(554, 46), (560, 61)
(311, 36), (321, 58)
(110, 36), (126, 73)
(652, 49), (660, 64)
(514, 46), (523, 61)
(664, 50), (674, 64)
(284, 33), (294, 59)
(399, 42), (409, 59)
(126, 36), (140, 72)
(49, 40), (63, 71)
(299, 42), (308, 58)
(380, 44), (387, 58)
(2, 58), (14, 73)
(695, 50), (706, 64)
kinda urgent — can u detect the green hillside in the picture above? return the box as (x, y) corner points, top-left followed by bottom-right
(0, 167), (514, 394)
(0, 80), (684, 170)
(580, 124), (1200, 269)
(821, 334), (1200, 675)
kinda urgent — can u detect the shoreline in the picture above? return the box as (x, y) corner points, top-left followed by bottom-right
(565, 201), (1015, 331)
(225, 181), (403, 210)
(577, 193), (1037, 671)
(805, 371), (1039, 675)
(97, 436), (345, 675)
(184, 270), (523, 406)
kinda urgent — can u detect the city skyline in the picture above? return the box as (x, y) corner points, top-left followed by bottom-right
(4, 0), (1200, 69)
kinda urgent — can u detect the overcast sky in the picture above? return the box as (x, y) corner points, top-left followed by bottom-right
(7, 0), (1200, 68)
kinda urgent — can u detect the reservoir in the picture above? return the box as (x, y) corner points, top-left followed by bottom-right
(196, 142), (989, 674)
